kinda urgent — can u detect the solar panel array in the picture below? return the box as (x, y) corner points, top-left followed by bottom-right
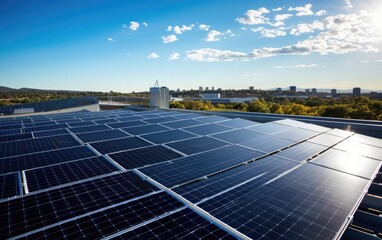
(0, 109), (381, 239)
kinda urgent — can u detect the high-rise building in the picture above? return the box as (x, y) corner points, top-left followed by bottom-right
(150, 81), (169, 109)
(249, 86), (254, 91)
(331, 89), (337, 96)
(277, 88), (282, 94)
(353, 87), (361, 97)
(305, 89), (310, 94)
(199, 86), (203, 92)
(312, 88), (317, 94)
(212, 87), (215, 91)
(290, 86), (296, 92)
(205, 87), (209, 91)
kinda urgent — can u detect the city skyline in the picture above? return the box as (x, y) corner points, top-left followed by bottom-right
(0, 0), (381, 92)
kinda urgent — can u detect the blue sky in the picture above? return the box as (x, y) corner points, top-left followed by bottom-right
(0, 0), (381, 92)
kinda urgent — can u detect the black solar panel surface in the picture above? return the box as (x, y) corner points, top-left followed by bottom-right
(0, 172), (19, 199)
(140, 129), (197, 144)
(25, 156), (119, 192)
(90, 137), (152, 154)
(121, 124), (170, 135)
(165, 136), (228, 155)
(183, 123), (231, 135)
(75, 129), (129, 143)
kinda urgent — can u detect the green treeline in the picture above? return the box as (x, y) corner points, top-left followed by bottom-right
(170, 97), (382, 120)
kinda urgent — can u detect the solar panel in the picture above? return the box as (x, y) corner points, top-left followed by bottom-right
(75, 129), (130, 143)
(326, 128), (354, 138)
(0, 134), (80, 158)
(143, 116), (179, 124)
(112, 208), (235, 240)
(107, 120), (148, 129)
(347, 134), (382, 148)
(90, 137), (152, 154)
(25, 156), (119, 192)
(67, 121), (96, 127)
(23, 123), (68, 133)
(69, 124), (111, 134)
(310, 149), (380, 179)
(273, 127), (320, 142)
(246, 122), (293, 134)
(218, 118), (259, 128)
(0, 172), (20, 199)
(116, 116), (143, 121)
(174, 155), (299, 203)
(275, 119), (331, 132)
(140, 145), (265, 188)
(0, 172), (157, 239)
(211, 129), (265, 144)
(275, 141), (327, 163)
(192, 115), (228, 123)
(108, 145), (182, 170)
(239, 134), (296, 153)
(93, 118), (120, 124)
(161, 119), (205, 129)
(0, 146), (97, 175)
(307, 133), (345, 147)
(182, 123), (231, 135)
(174, 113), (204, 119)
(32, 128), (69, 138)
(165, 136), (229, 155)
(121, 124), (171, 135)
(334, 140), (382, 160)
(198, 164), (370, 240)
(0, 128), (22, 137)
(140, 129), (197, 144)
(22, 192), (185, 240)
(0, 123), (22, 130)
(0, 132), (33, 142)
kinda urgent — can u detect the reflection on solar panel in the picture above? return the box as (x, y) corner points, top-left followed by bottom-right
(166, 136), (228, 155)
(0, 172), (20, 199)
(25, 156), (119, 192)
(0, 109), (380, 240)
(109, 145), (182, 169)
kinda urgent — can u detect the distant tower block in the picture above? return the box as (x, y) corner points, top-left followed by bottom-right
(353, 87), (361, 97)
(312, 88), (317, 94)
(290, 86), (297, 92)
(331, 89), (337, 96)
(150, 80), (169, 109)
(249, 86), (254, 91)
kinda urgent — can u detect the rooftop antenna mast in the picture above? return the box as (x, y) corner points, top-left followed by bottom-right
(154, 80), (159, 88)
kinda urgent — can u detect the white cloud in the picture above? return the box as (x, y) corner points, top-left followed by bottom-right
(251, 27), (264, 32)
(205, 30), (223, 42)
(171, 24), (194, 34)
(273, 7), (283, 12)
(290, 21), (324, 36)
(274, 64), (321, 68)
(344, 0), (353, 9)
(360, 60), (369, 63)
(162, 35), (178, 43)
(288, 4), (314, 16)
(147, 53), (159, 59)
(236, 8), (270, 25)
(142, 22), (148, 27)
(186, 48), (249, 62)
(316, 10), (327, 16)
(169, 52), (180, 60)
(122, 24), (128, 28)
(166, 26), (172, 31)
(107, 37), (115, 42)
(129, 21), (140, 31)
(199, 24), (210, 31)
(260, 28), (287, 38)
(275, 14), (293, 21)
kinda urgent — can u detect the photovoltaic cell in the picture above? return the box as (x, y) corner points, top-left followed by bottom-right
(144, 116), (179, 124)
(93, 118), (120, 125)
(310, 149), (380, 179)
(0, 146), (97, 174)
(25, 156), (119, 192)
(211, 129), (265, 144)
(195, 115), (228, 123)
(0, 128), (21, 137)
(69, 124), (111, 134)
(75, 129), (129, 143)
(174, 113), (204, 119)
(198, 164), (371, 240)
(23, 123), (69, 133)
(0, 134), (80, 158)
(90, 137), (152, 154)
(140, 130), (197, 144)
(307, 133), (345, 147)
(140, 145), (265, 188)
(239, 134), (296, 153)
(174, 156), (299, 203)
(182, 124), (231, 135)
(165, 136), (228, 155)
(161, 119), (204, 129)
(23, 192), (184, 240)
(275, 119), (330, 132)
(275, 141), (327, 163)
(347, 134), (382, 148)
(121, 124), (171, 135)
(0, 172), (157, 239)
(218, 118), (259, 128)
(113, 208), (235, 240)
(109, 145), (182, 170)
(326, 128), (354, 138)
(0, 172), (20, 199)
(67, 121), (96, 127)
